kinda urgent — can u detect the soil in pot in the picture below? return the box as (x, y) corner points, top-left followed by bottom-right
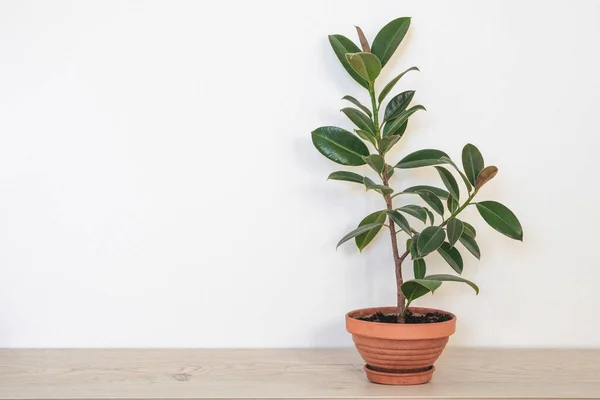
(357, 311), (452, 324)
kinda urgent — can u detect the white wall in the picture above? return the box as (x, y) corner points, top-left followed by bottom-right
(0, 0), (599, 348)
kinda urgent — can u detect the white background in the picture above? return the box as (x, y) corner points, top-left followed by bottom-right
(0, 0), (599, 348)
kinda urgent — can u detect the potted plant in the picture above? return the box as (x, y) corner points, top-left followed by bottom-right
(311, 17), (523, 385)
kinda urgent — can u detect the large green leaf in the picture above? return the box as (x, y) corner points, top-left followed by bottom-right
(379, 135), (401, 154)
(363, 176), (394, 196)
(437, 242), (464, 274)
(379, 68), (419, 103)
(341, 108), (376, 134)
(371, 17), (411, 66)
(462, 143), (484, 186)
(397, 205), (427, 224)
(312, 126), (369, 166)
(342, 95), (372, 117)
(355, 211), (387, 251)
(459, 234), (481, 259)
(336, 222), (383, 249)
(418, 190), (445, 216)
(401, 278), (442, 303)
(413, 258), (426, 279)
(476, 201), (523, 241)
(417, 226), (446, 255)
(424, 274), (479, 295)
(346, 52), (382, 83)
(446, 218), (464, 247)
(475, 165), (498, 190)
(382, 105), (425, 137)
(435, 166), (460, 201)
(439, 156), (473, 192)
(395, 149), (449, 169)
(327, 171), (364, 184)
(364, 154), (385, 173)
(328, 35), (368, 88)
(383, 91), (415, 122)
(386, 210), (412, 235)
(402, 185), (450, 199)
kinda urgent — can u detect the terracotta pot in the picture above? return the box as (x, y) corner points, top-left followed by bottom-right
(346, 306), (456, 385)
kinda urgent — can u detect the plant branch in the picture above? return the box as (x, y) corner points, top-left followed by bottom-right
(440, 189), (479, 227)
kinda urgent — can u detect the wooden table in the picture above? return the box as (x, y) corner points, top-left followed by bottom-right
(0, 348), (599, 399)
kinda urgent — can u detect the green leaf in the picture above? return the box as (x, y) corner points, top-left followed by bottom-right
(328, 35), (368, 88)
(462, 221), (476, 237)
(439, 156), (473, 192)
(425, 274), (479, 295)
(395, 149), (449, 169)
(462, 143), (484, 186)
(383, 91), (415, 122)
(476, 201), (523, 241)
(336, 222), (383, 249)
(417, 226), (446, 255)
(401, 278), (442, 303)
(403, 185), (450, 199)
(354, 25), (371, 52)
(447, 196), (458, 213)
(475, 166), (498, 190)
(342, 95), (372, 117)
(418, 190), (444, 216)
(355, 211), (387, 251)
(383, 120), (407, 137)
(345, 52), (382, 83)
(406, 238), (412, 251)
(341, 108), (376, 134)
(437, 242), (464, 274)
(312, 126), (370, 166)
(386, 210), (411, 235)
(446, 218), (464, 247)
(385, 164), (394, 178)
(459, 234), (481, 259)
(435, 166), (460, 201)
(364, 154), (385, 173)
(378, 68), (419, 103)
(379, 135), (401, 154)
(413, 258), (426, 279)
(327, 171), (364, 184)
(371, 17), (411, 66)
(364, 176), (394, 196)
(410, 234), (420, 259)
(355, 129), (377, 147)
(382, 105), (426, 137)
(424, 207), (435, 225)
(397, 205), (427, 224)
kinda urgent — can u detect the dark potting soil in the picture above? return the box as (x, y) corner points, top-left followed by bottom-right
(357, 311), (452, 324)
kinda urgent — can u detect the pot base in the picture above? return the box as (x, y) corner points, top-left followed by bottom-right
(364, 365), (434, 385)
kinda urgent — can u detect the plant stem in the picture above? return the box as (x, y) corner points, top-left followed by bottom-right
(368, 84), (380, 137)
(440, 189), (479, 227)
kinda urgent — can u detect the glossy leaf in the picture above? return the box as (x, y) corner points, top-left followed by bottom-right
(386, 210), (411, 235)
(382, 105), (426, 137)
(446, 218), (464, 247)
(364, 177), (394, 196)
(475, 166), (498, 189)
(364, 154), (385, 173)
(435, 166), (460, 201)
(336, 222), (383, 249)
(410, 234), (420, 259)
(397, 205), (428, 224)
(371, 17), (411, 66)
(355, 129), (377, 147)
(342, 95), (371, 117)
(476, 201), (523, 241)
(437, 242), (464, 274)
(413, 258), (426, 279)
(312, 126), (369, 166)
(462, 143), (484, 186)
(346, 52), (381, 83)
(383, 120), (407, 137)
(379, 135), (401, 154)
(447, 196), (458, 213)
(459, 234), (481, 259)
(354, 26), (371, 52)
(424, 274), (479, 295)
(439, 156), (473, 192)
(401, 278), (442, 303)
(327, 171), (364, 184)
(379, 68), (419, 103)
(395, 149), (449, 169)
(424, 207), (435, 225)
(328, 35), (368, 88)
(383, 90), (415, 122)
(418, 190), (445, 216)
(417, 226), (446, 255)
(462, 221), (476, 237)
(341, 108), (376, 133)
(355, 211), (387, 251)
(402, 185), (450, 199)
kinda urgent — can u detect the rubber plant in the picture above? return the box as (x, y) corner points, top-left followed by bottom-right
(312, 18), (523, 324)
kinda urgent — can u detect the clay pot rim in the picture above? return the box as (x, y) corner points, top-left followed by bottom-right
(346, 306), (456, 327)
